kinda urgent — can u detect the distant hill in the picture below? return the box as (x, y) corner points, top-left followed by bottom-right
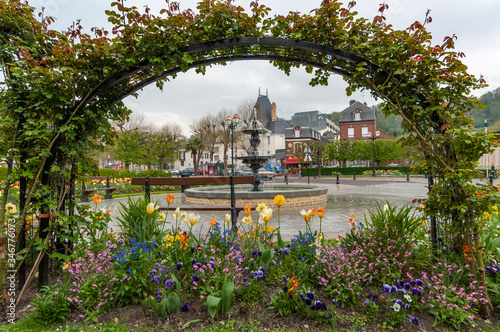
(472, 87), (500, 131)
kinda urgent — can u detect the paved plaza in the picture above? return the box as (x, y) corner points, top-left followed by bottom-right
(90, 175), (455, 241)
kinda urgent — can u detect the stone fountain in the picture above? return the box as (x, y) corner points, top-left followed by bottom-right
(236, 116), (272, 191)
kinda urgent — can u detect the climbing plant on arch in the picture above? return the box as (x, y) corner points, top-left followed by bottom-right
(0, 0), (497, 313)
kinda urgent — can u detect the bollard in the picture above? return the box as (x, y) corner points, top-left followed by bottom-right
(425, 170), (428, 179)
(489, 174), (494, 185)
(285, 174), (288, 185)
(407, 172), (410, 182)
(336, 173), (339, 185)
(353, 172), (356, 180)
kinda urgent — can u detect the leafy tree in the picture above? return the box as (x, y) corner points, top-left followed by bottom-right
(185, 136), (205, 175)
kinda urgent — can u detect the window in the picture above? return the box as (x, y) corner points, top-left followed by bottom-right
(362, 126), (369, 137)
(294, 142), (302, 154)
(180, 152), (185, 160)
(280, 136), (283, 145)
(214, 147), (219, 153)
(348, 127), (355, 138)
(294, 129), (301, 137)
(267, 136), (271, 145)
(181, 161), (184, 166)
(205, 153), (209, 159)
(354, 111), (361, 121)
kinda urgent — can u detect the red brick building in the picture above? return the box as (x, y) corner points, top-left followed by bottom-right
(339, 100), (378, 140)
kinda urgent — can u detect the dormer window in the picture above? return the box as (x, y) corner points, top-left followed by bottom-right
(354, 110), (362, 121)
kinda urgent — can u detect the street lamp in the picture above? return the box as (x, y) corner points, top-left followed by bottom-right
(225, 114), (240, 232)
(304, 144), (312, 184)
(367, 130), (380, 177)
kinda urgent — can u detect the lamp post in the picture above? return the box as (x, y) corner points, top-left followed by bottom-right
(304, 144), (312, 184)
(367, 130), (380, 177)
(225, 114), (240, 232)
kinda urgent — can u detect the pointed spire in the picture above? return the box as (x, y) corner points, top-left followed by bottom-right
(266, 88), (268, 96)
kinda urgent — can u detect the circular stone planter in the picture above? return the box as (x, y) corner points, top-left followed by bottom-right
(184, 184), (327, 209)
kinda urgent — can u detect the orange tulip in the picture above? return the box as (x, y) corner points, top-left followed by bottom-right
(92, 194), (102, 205)
(166, 194), (175, 204)
(317, 207), (325, 218)
(244, 203), (252, 216)
(210, 218), (217, 228)
(309, 208), (317, 216)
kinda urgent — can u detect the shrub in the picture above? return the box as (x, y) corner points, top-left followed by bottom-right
(30, 285), (71, 325)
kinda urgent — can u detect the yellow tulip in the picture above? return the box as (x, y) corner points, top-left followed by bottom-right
(172, 207), (180, 218)
(188, 213), (199, 226)
(263, 208), (273, 223)
(158, 213), (166, 221)
(242, 216), (253, 226)
(225, 214), (231, 224)
(317, 207), (325, 219)
(146, 202), (155, 215)
(5, 203), (16, 214)
(256, 203), (267, 213)
(274, 195), (285, 207)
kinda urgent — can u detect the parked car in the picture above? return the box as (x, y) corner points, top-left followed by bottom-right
(166, 169), (179, 176)
(235, 167), (254, 176)
(258, 168), (275, 181)
(351, 164), (367, 167)
(178, 168), (194, 176)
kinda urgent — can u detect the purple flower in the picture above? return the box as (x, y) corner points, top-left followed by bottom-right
(165, 279), (174, 289)
(405, 303), (410, 310)
(252, 250), (262, 258)
(415, 279), (424, 287)
(149, 269), (156, 278)
(391, 286), (398, 293)
(191, 275), (199, 282)
(153, 276), (161, 285)
(181, 304), (190, 312)
(306, 291), (315, 300)
(175, 262), (183, 271)
(404, 283), (411, 290)
(156, 295), (163, 303)
(410, 317), (419, 326)
(190, 259), (196, 265)
(412, 288), (422, 297)
(383, 284), (391, 294)
(327, 313), (332, 319)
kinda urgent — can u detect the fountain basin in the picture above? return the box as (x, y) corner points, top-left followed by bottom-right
(184, 184), (327, 209)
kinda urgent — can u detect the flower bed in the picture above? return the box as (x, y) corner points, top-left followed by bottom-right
(6, 195), (499, 331)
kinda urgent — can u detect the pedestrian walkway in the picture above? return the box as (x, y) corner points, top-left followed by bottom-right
(89, 176), (431, 241)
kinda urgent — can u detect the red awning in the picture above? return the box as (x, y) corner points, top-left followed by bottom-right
(285, 157), (301, 164)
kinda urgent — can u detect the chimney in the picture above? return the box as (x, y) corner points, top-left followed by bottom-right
(349, 100), (356, 105)
(271, 102), (277, 122)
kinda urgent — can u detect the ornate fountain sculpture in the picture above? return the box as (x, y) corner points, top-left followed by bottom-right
(236, 115), (272, 191)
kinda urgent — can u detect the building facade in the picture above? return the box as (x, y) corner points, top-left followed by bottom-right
(338, 100), (377, 140)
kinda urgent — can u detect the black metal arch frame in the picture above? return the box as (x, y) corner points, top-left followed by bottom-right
(82, 37), (386, 108)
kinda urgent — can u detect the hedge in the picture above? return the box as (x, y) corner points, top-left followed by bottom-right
(302, 166), (414, 176)
(95, 168), (173, 178)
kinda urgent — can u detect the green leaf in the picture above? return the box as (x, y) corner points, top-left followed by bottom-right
(166, 293), (180, 314)
(182, 319), (203, 329)
(206, 296), (221, 318)
(141, 298), (148, 314)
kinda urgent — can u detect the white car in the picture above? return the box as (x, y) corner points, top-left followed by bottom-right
(167, 169), (179, 176)
(258, 168), (275, 181)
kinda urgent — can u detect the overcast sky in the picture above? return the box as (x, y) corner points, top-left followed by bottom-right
(28, 0), (500, 135)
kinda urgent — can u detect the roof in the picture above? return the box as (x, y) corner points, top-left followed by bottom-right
(255, 94), (272, 126)
(339, 101), (376, 122)
(267, 120), (290, 134)
(285, 127), (321, 140)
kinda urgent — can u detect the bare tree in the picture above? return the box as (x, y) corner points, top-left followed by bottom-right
(237, 97), (257, 128)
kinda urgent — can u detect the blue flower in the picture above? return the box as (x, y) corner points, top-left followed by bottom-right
(410, 316), (419, 326)
(415, 279), (424, 287)
(175, 262), (183, 270)
(165, 279), (174, 289)
(181, 304), (190, 312)
(127, 268), (132, 274)
(306, 291), (315, 300)
(191, 275), (199, 282)
(156, 295), (163, 303)
(404, 283), (411, 290)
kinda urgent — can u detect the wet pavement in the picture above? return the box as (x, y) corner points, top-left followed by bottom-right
(90, 175), (435, 241)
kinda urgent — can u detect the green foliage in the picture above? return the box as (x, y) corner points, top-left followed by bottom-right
(116, 197), (168, 244)
(30, 285), (71, 325)
(304, 166), (413, 176)
(205, 276), (235, 318)
(364, 202), (424, 244)
(473, 87), (500, 131)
